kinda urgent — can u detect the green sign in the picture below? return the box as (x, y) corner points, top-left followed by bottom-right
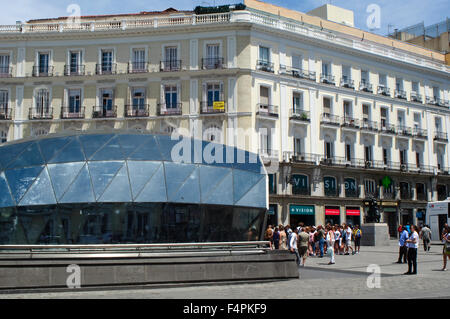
(382, 176), (392, 189)
(290, 205), (315, 216)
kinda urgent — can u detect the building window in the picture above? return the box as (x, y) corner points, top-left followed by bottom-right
(164, 85), (178, 109)
(416, 183), (427, 201)
(204, 124), (222, 142)
(323, 97), (332, 115)
(269, 174), (276, 194)
(259, 127), (272, 155)
(345, 178), (358, 198)
(0, 130), (7, 143)
(437, 184), (447, 201)
(399, 150), (407, 165)
(292, 174), (309, 195)
(35, 89), (50, 116)
(67, 89), (81, 115)
(383, 148), (390, 165)
(207, 83), (223, 106)
(364, 179), (377, 197)
(131, 48), (146, 72)
(294, 137), (303, 155)
(38, 52), (50, 74)
(345, 143), (352, 161)
(204, 44), (222, 69)
(0, 54), (10, 75)
(364, 146), (373, 162)
(293, 92), (303, 112)
(324, 176), (338, 197)
(400, 182), (411, 200)
(325, 141), (334, 159)
(69, 51), (82, 74)
(259, 46), (270, 63)
(0, 90), (8, 112)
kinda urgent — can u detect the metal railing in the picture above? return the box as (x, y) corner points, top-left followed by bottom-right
(200, 101), (226, 114)
(396, 125), (413, 136)
(380, 123), (397, 134)
(289, 109), (310, 122)
(434, 131), (448, 141)
(341, 116), (360, 128)
(64, 64), (85, 76)
(284, 152), (322, 164)
(395, 89), (407, 99)
(413, 127), (427, 138)
(160, 60), (182, 72)
(202, 57), (225, 70)
(377, 86), (390, 96)
(0, 106), (12, 120)
(279, 65), (315, 81)
(359, 81), (373, 93)
(340, 78), (354, 89)
(410, 92), (423, 103)
(61, 107), (85, 119)
(32, 65), (54, 77)
(256, 104), (278, 117)
(360, 119), (379, 131)
(96, 63), (117, 75)
(128, 62), (148, 73)
(435, 98), (450, 108)
(92, 105), (117, 118)
(158, 103), (182, 116)
(29, 107), (53, 120)
(0, 66), (12, 77)
(320, 113), (340, 126)
(258, 149), (279, 158)
(256, 60), (274, 73)
(125, 104), (149, 117)
(320, 74), (335, 84)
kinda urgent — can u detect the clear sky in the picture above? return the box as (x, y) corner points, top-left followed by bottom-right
(1, 0), (448, 36)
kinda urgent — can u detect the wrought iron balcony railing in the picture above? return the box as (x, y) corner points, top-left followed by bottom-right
(256, 60), (274, 73)
(61, 107), (85, 119)
(320, 74), (335, 85)
(124, 104), (149, 117)
(410, 92), (423, 103)
(0, 106), (12, 120)
(92, 105), (117, 118)
(128, 62), (149, 73)
(200, 101), (226, 114)
(289, 109), (310, 122)
(0, 66), (12, 78)
(320, 113), (340, 126)
(340, 78), (354, 89)
(434, 131), (448, 141)
(95, 63), (117, 75)
(395, 89), (407, 100)
(359, 81), (373, 93)
(377, 85), (390, 96)
(202, 57), (225, 70)
(380, 123), (396, 134)
(341, 116), (360, 128)
(32, 66), (54, 77)
(256, 104), (278, 117)
(29, 107), (53, 120)
(360, 119), (379, 131)
(413, 127), (427, 138)
(396, 125), (413, 136)
(157, 103), (182, 116)
(64, 64), (85, 76)
(160, 60), (182, 72)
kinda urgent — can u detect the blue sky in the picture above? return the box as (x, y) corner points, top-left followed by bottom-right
(1, 0), (448, 36)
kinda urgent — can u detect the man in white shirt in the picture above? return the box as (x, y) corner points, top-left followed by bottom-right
(289, 228), (300, 266)
(404, 225), (419, 275)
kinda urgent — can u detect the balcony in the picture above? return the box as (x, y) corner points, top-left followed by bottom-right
(395, 89), (407, 100)
(410, 92), (423, 103)
(438, 166), (450, 175)
(413, 164), (435, 174)
(340, 78), (355, 89)
(128, 62), (149, 74)
(160, 60), (182, 72)
(341, 116), (360, 129)
(61, 107), (85, 119)
(435, 98), (450, 108)
(360, 119), (379, 132)
(289, 109), (310, 123)
(279, 65), (315, 81)
(434, 131), (448, 142)
(29, 107), (53, 120)
(377, 86), (390, 96)
(200, 101), (226, 114)
(124, 104), (149, 118)
(158, 103), (182, 116)
(92, 106), (117, 118)
(202, 57), (225, 70)
(95, 63), (117, 75)
(32, 66), (54, 77)
(320, 113), (340, 126)
(412, 127), (427, 139)
(256, 60), (274, 73)
(0, 106), (12, 120)
(359, 81), (373, 93)
(379, 123), (396, 135)
(416, 192), (428, 201)
(64, 64), (85, 76)
(320, 156), (348, 167)
(383, 191), (397, 200)
(320, 74), (335, 85)
(284, 152), (321, 164)
(400, 189), (413, 200)
(256, 104), (278, 118)
(0, 66), (12, 78)
(396, 125), (413, 137)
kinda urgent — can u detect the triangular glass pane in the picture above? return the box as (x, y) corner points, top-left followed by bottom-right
(99, 164), (132, 202)
(0, 141), (32, 169)
(127, 161), (162, 200)
(20, 167), (57, 206)
(90, 135), (126, 161)
(48, 137), (85, 164)
(235, 176), (266, 208)
(199, 165), (231, 202)
(117, 134), (150, 159)
(233, 169), (265, 204)
(127, 136), (162, 161)
(156, 135), (185, 162)
(47, 162), (85, 201)
(5, 166), (44, 203)
(79, 134), (114, 160)
(164, 162), (196, 200)
(135, 163), (167, 203)
(7, 142), (45, 169)
(202, 170), (233, 206)
(38, 137), (71, 162)
(0, 172), (15, 208)
(170, 166), (200, 203)
(60, 164), (95, 204)
(88, 161), (124, 200)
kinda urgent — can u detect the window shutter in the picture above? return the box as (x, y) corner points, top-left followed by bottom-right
(220, 82), (224, 101)
(160, 84), (166, 112)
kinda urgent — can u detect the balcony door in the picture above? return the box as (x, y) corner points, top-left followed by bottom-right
(101, 50), (113, 73)
(132, 49), (145, 71)
(70, 51), (82, 74)
(0, 55), (9, 74)
(164, 85), (178, 109)
(68, 89), (81, 114)
(0, 90), (7, 111)
(206, 44), (220, 68)
(36, 89), (50, 116)
(165, 47), (178, 70)
(132, 88), (146, 110)
(259, 128), (271, 155)
(38, 53), (50, 74)
(207, 83), (222, 107)
(101, 89), (113, 115)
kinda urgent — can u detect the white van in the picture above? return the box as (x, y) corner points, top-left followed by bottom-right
(426, 200), (450, 241)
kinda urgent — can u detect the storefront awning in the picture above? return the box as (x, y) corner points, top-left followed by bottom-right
(290, 205), (315, 215)
(346, 208), (360, 216)
(325, 207), (340, 216)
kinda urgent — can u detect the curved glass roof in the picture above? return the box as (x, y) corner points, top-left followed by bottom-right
(0, 132), (267, 209)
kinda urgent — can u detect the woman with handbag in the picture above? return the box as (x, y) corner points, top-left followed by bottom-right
(442, 226), (450, 271)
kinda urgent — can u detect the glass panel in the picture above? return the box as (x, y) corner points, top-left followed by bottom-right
(38, 137), (71, 162)
(202, 169), (233, 206)
(5, 166), (44, 203)
(169, 166), (200, 204)
(199, 165), (232, 203)
(48, 137), (85, 164)
(88, 161), (124, 200)
(156, 135), (185, 162)
(235, 176), (266, 208)
(135, 164), (167, 203)
(7, 142), (45, 169)
(127, 161), (162, 200)
(164, 162), (197, 200)
(99, 164), (132, 203)
(0, 142), (33, 169)
(19, 167), (56, 206)
(79, 134), (114, 159)
(233, 169), (266, 204)
(90, 136), (125, 161)
(47, 162), (85, 201)
(127, 135), (163, 161)
(60, 164), (95, 204)
(116, 134), (150, 159)
(0, 172), (15, 208)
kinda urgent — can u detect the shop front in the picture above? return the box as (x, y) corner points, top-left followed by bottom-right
(346, 207), (361, 226)
(289, 204), (315, 227)
(325, 206), (340, 226)
(267, 204), (278, 227)
(382, 205), (398, 238)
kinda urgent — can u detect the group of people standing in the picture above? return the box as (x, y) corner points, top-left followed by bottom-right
(264, 223), (362, 266)
(397, 223), (450, 274)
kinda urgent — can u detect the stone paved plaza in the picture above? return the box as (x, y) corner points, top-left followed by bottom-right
(1, 240), (449, 299)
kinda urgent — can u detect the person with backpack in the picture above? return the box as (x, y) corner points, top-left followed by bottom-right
(353, 225), (362, 254)
(272, 227), (280, 250)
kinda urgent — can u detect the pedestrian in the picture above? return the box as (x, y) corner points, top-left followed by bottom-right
(442, 225), (450, 271)
(317, 225), (325, 258)
(353, 225), (362, 254)
(404, 225), (419, 275)
(396, 226), (409, 263)
(419, 224), (432, 252)
(264, 225), (274, 249)
(326, 225), (336, 265)
(343, 223), (354, 255)
(405, 223), (411, 235)
(289, 227), (300, 266)
(279, 224), (287, 250)
(285, 225), (292, 250)
(297, 227), (310, 267)
(334, 226), (341, 255)
(308, 226), (316, 256)
(273, 227), (280, 250)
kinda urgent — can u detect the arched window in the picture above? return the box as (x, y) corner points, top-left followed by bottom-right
(204, 124), (222, 142)
(34, 128), (48, 137)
